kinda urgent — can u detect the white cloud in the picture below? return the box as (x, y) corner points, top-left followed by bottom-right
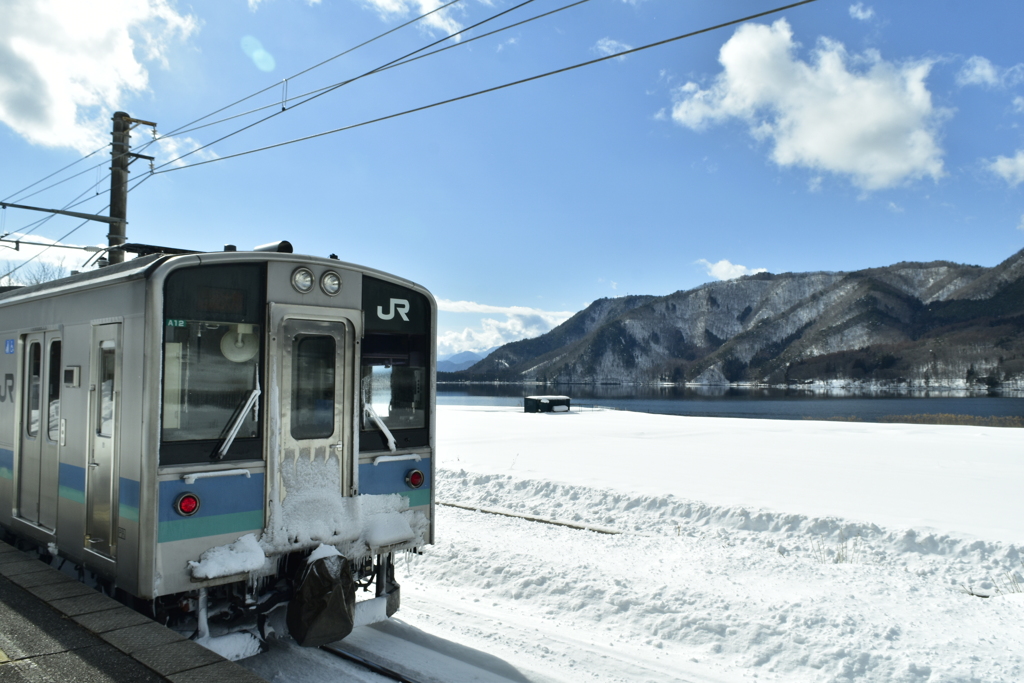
(808, 176), (822, 192)
(848, 3), (874, 21)
(887, 201), (904, 213)
(594, 38), (633, 62)
(697, 259), (767, 281)
(0, 0), (198, 154)
(1018, 214), (1024, 232)
(957, 56), (1000, 87)
(358, 0), (463, 38)
(989, 150), (1024, 187)
(1014, 96), (1024, 114)
(956, 56), (1024, 88)
(670, 19), (946, 191)
(154, 134), (219, 168)
(436, 299), (575, 356)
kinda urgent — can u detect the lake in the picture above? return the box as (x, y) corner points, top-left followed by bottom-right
(437, 384), (1024, 421)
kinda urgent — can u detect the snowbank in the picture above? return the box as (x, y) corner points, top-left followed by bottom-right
(436, 406), (1024, 543)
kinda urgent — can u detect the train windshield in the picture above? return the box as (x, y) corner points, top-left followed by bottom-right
(360, 335), (427, 434)
(161, 264), (265, 463)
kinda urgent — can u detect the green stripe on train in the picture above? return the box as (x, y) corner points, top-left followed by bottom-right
(401, 489), (431, 508)
(59, 485), (85, 504)
(119, 504), (139, 523)
(158, 510), (265, 543)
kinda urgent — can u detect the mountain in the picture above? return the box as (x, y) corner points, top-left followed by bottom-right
(437, 347), (499, 373)
(450, 249), (1024, 389)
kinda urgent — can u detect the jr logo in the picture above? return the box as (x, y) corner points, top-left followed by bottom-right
(377, 298), (410, 322)
(0, 374), (13, 403)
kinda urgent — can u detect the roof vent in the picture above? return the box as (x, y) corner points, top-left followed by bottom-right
(252, 240), (293, 253)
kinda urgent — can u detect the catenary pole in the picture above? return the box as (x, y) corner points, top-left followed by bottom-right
(108, 111), (131, 264)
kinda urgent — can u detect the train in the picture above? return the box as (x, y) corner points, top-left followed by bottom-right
(0, 241), (435, 646)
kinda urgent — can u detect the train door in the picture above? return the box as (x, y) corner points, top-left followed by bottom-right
(17, 332), (61, 529)
(272, 305), (356, 496)
(86, 323), (121, 557)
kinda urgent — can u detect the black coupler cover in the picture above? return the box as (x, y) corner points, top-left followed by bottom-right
(287, 555), (356, 647)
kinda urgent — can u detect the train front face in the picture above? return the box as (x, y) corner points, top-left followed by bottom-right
(152, 254), (435, 639)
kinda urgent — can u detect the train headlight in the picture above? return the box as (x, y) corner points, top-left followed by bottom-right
(405, 469), (425, 489)
(320, 271), (342, 296)
(175, 492), (201, 516)
(291, 267), (314, 293)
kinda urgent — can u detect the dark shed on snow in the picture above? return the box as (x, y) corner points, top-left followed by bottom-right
(524, 395), (571, 413)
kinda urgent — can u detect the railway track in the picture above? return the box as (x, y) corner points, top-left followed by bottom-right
(437, 501), (622, 534)
(320, 644), (428, 683)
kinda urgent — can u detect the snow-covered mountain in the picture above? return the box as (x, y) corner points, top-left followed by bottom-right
(437, 347), (499, 373)
(458, 249), (1024, 388)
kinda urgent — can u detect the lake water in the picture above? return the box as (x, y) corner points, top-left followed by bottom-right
(437, 384), (1024, 421)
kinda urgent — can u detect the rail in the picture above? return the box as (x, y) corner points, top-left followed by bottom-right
(438, 501), (622, 535)
(320, 645), (427, 683)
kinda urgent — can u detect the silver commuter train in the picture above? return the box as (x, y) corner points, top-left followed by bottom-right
(0, 242), (435, 645)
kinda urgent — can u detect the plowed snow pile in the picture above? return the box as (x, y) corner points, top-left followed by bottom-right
(401, 406), (1024, 682)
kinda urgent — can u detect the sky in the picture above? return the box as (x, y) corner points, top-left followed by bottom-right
(1, 0), (1023, 357)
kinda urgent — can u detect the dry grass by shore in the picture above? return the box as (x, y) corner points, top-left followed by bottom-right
(812, 414), (1024, 428)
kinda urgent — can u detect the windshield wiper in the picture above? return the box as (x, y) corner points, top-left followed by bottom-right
(217, 368), (261, 460)
(363, 404), (396, 453)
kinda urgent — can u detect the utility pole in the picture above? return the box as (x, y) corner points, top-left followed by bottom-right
(1, 112), (154, 267)
(107, 112), (156, 265)
(108, 111), (130, 264)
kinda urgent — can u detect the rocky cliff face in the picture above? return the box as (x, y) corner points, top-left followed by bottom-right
(460, 249), (1024, 388)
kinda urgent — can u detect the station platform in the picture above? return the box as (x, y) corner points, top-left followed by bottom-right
(0, 540), (266, 682)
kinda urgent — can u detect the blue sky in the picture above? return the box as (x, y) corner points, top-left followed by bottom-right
(2, 0), (1023, 356)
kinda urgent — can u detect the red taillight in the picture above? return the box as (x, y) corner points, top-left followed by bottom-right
(175, 492), (201, 516)
(405, 469), (425, 489)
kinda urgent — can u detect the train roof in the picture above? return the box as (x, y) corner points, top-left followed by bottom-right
(0, 249), (434, 307)
(0, 253), (168, 305)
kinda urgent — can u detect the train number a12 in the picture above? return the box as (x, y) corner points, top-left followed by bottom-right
(377, 298), (410, 322)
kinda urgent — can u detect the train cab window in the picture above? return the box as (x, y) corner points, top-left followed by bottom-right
(291, 335), (335, 440)
(47, 341), (61, 442)
(161, 264), (265, 464)
(26, 342), (41, 437)
(360, 333), (427, 450)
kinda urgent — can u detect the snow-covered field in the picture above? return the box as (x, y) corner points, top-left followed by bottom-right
(246, 406), (1024, 683)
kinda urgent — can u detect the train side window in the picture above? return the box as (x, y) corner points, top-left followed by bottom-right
(291, 335), (335, 440)
(47, 341), (61, 442)
(98, 344), (116, 437)
(26, 342), (41, 437)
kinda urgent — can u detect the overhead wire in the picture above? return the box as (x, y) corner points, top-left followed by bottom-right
(1, 142), (108, 203)
(166, 0), (597, 141)
(1, 0), (463, 210)
(150, 0), (467, 146)
(0, 212), (103, 281)
(154, 0), (821, 174)
(8, 173), (113, 239)
(149, 0), (549, 172)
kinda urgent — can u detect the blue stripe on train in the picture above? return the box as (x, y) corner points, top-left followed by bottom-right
(119, 477), (140, 522)
(59, 462), (85, 504)
(158, 473), (265, 522)
(158, 473), (265, 543)
(359, 457), (431, 507)
(0, 447), (12, 480)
